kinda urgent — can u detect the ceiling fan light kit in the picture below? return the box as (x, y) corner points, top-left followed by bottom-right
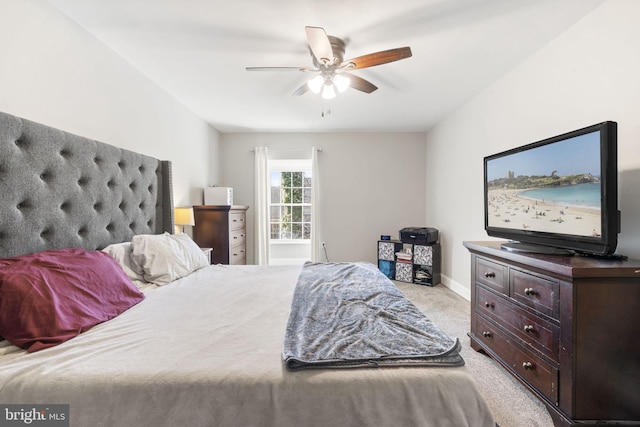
(307, 75), (324, 93)
(246, 26), (412, 99)
(321, 83), (336, 99)
(308, 73), (350, 99)
(333, 74), (350, 93)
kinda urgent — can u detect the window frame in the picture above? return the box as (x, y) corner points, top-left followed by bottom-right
(268, 158), (312, 243)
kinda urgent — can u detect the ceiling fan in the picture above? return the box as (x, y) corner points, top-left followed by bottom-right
(246, 26), (412, 99)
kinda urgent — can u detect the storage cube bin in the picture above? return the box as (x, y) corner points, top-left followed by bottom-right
(395, 262), (413, 282)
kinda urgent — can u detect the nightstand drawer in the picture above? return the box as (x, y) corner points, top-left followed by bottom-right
(475, 257), (508, 295)
(476, 286), (559, 361)
(511, 268), (559, 318)
(475, 316), (558, 403)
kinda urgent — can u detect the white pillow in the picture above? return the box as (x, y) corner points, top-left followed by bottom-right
(130, 233), (209, 285)
(102, 242), (147, 284)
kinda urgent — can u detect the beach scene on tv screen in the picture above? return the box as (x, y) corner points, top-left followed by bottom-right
(487, 131), (601, 238)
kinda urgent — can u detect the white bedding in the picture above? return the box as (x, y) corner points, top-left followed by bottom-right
(0, 264), (495, 427)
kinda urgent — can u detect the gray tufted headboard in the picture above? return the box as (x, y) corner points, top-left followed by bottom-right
(0, 111), (174, 258)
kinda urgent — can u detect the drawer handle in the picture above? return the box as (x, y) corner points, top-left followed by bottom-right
(482, 331), (492, 338)
(484, 301), (495, 309)
(524, 325), (535, 333)
(524, 287), (537, 296)
(522, 361), (534, 370)
(484, 272), (496, 278)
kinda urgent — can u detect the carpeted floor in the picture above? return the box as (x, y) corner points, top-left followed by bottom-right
(394, 281), (555, 427)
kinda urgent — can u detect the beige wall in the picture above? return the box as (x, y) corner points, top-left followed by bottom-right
(220, 133), (426, 265)
(6, 0), (639, 303)
(425, 0), (640, 298)
(0, 0), (218, 206)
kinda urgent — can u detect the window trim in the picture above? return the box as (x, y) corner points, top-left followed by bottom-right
(268, 158), (312, 241)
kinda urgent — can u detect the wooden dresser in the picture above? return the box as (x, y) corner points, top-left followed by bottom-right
(193, 205), (248, 265)
(464, 241), (640, 427)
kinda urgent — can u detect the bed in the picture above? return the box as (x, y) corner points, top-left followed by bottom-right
(0, 111), (495, 427)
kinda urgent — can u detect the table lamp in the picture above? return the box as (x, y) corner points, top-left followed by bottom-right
(174, 207), (195, 234)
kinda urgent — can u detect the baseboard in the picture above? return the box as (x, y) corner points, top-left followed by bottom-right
(440, 274), (471, 301)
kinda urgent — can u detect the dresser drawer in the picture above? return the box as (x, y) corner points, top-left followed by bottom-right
(511, 268), (559, 318)
(475, 257), (508, 295)
(229, 211), (246, 231)
(475, 315), (558, 403)
(476, 286), (559, 361)
(230, 228), (246, 248)
(229, 245), (246, 265)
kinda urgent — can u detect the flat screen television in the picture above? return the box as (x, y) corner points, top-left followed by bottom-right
(484, 121), (620, 256)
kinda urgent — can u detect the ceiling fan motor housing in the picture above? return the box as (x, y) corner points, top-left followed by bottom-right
(312, 36), (346, 68)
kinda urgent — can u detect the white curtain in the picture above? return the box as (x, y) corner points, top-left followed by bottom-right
(311, 147), (322, 262)
(254, 147), (270, 265)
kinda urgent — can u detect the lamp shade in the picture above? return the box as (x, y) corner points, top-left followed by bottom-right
(174, 207), (195, 226)
(321, 83), (336, 99)
(333, 73), (350, 93)
(307, 75), (324, 94)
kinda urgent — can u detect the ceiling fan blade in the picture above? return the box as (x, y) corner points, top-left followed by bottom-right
(305, 26), (334, 65)
(342, 72), (378, 93)
(292, 82), (310, 96)
(246, 66), (315, 72)
(342, 47), (412, 69)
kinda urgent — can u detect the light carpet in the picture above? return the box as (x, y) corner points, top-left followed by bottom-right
(395, 281), (555, 427)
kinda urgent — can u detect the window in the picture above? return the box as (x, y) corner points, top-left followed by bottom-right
(269, 161), (312, 240)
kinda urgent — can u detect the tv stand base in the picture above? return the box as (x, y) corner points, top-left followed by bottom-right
(500, 241), (574, 255)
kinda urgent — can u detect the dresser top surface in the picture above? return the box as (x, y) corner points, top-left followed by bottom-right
(193, 205), (249, 211)
(464, 241), (640, 279)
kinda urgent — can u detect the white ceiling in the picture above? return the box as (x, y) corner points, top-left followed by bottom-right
(48, 0), (604, 133)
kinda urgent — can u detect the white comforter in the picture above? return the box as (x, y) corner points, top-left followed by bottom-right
(0, 264), (495, 427)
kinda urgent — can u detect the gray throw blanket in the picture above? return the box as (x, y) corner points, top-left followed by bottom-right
(283, 262), (464, 370)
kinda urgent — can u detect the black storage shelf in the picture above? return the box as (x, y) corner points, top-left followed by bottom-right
(377, 239), (441, 286)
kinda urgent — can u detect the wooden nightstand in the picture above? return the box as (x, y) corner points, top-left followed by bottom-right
(201, 247), (213, 264)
